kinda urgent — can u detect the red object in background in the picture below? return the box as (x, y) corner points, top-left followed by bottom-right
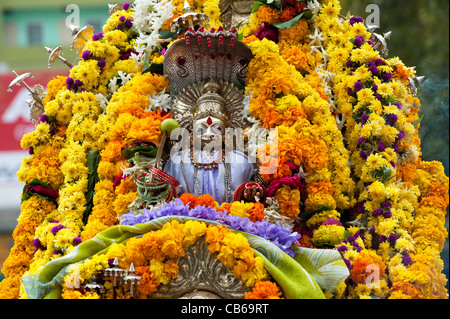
(0, 70), (66, 151)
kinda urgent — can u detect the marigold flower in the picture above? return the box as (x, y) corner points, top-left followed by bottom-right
(280, 6), (297, 22)
(245, 281), (282, 299)
(257, 5), (281, 24)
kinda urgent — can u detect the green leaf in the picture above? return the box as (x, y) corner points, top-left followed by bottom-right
(158, 30), (178, 39)
(122, 144), (159, 159)
(371, 164), (392, 183)
(142, 62), (164, 75)
(141, 51), (150, 75)
(364, 80), (374, 89)
(344, 230), (353, 240)
(235, 77), (247, 91)
(413, 114), (424, 127)
(83, 150), (101, 225)
(273, 11), (313, 29)
(252, 0), (282, 13)
(386, 95), (397, 103)
(151, 62), (164, 75)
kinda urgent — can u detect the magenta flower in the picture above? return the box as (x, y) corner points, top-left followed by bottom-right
(347, 88), (356, 97)
(255, 23), (278, 43)
(26, 184), (59, 199)
(125, 19), (133, 29)
(98, 59), (106, 68)
(375, 58), (385, 65)
(32, 238), (45, 251)
(402, 253), (413, 266)
(354, 36), (365, 47)
(368, 61), (378, 74)
(73, 237), (82, 245)
(392, 142), (399, 153)
(349, 16), (364, 25)
(92, 32), (104, 41)
(383, 72), (393, 82)
(360, 113), (369, 124)
(382, 201), (392, 208)
(388, 234), (397, 244)
(357, 137), (366, 144)
(343, 258), (352, 270)
(387, 113), (398, 126)
(113, 175), (125, 189)
(354, 81), (363, 91)
(123, 2), (130, 10)
(82, 50), (92, 60)
(51, 224), (67, 235)
(377, 140), (385, 151)
(322, 217), (342, 226)
(359, 150), (368, 160)
(372, 207), (383, 217)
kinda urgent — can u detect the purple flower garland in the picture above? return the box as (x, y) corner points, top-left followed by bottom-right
(120, 199), (300, 257)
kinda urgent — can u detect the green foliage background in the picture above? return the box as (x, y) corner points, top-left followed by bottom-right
(340, 0), (449, 290)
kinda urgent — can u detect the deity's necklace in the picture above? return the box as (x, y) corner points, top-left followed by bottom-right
(181, 149), (231, 201)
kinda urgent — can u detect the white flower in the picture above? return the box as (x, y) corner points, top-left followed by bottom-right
(108, 72), (132, 95)
(130, 43), (146, 69)
(308, 28), (325, 47)
(132, 0), (175, 52)
(118, 71), (132, 84)
(263, 206), (295, 230)
(240, 91), (258, 123)
(108, 76), (119, 94)
(307, 0), (322, 19)
(95, 93), (108, 113)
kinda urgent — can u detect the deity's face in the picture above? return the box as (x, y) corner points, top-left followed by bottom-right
(192, 116), (226, 153)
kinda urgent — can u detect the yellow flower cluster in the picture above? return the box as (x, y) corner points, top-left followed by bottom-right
(0, 196), (57, 299)
(388, 161), (449, 299)
(223, 200), (265, 222)
(315, 0), (448, 299)
(81, 72), (169, 241)
(70, 8), (137, 96)
(0, 79), (65, 297)
(202, 0), (222, 28)
(244, 34), (354, 230)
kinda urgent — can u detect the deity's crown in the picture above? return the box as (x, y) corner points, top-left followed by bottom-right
(163, 26), (253, 129)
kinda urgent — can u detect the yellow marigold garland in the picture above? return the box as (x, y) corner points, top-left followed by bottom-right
(316, 0), (448, 299)
(1, 0), (447, 300)
(61, 220), (270, 299)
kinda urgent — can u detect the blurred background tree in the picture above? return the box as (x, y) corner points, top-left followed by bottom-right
(340, 0), (449, 290)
